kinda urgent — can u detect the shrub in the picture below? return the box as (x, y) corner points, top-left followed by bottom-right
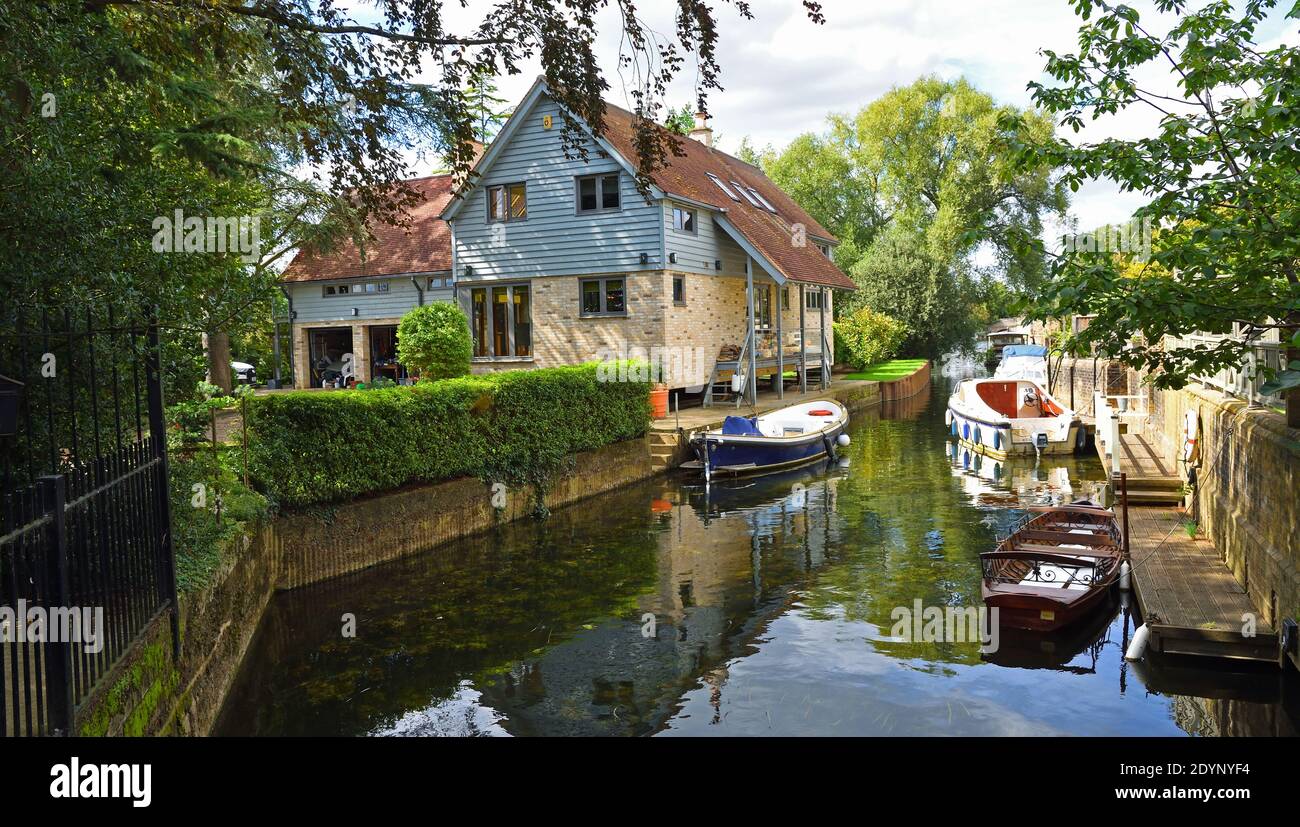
(833, 307), (908, 370)
(247, 362), (652, 508)
(396, 302), (473, 381)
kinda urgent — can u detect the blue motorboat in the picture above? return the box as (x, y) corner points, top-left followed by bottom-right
(685, 400), (850, 480)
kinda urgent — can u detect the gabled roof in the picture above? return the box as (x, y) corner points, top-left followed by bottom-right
(445, 79), (856, 291)
(281, 175), (456, 283)
(606, 103), (854, 290)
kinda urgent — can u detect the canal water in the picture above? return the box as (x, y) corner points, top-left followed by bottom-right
(217, 367), (1300, 737)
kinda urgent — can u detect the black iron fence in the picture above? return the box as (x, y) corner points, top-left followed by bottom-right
(1, 306), (177, 736)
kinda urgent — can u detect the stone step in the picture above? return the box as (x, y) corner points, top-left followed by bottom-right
(1123, 489), (1185, 504)
(649, 444), (681, 458)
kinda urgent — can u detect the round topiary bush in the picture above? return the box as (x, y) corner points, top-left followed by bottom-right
(396, 303), (473, 381)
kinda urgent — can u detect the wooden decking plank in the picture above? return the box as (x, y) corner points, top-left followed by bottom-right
(1126, 505), (1275, 663)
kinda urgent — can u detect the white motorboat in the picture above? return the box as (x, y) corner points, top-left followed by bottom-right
(993, 344), (1049, 383)
(946, 375), (1082, 459)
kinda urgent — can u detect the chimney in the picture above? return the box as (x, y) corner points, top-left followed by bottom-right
(688, 111), (713, 148)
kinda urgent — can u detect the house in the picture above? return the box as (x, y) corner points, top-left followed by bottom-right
(280, 175), (457, 388)
(442, 78), (856, 404)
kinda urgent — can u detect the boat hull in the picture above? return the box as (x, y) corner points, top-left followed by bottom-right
(946, 389), (1083, 458)
(691, 421), (846, 476)
(688, 400), (849, 478)
(980, 504), (1123, 633)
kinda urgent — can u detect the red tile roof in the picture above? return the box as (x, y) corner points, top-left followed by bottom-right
(598, 103), (856, 291)
(281, 175), (456, 283)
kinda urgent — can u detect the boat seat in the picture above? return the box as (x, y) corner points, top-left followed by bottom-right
(721, 415), (761, 436)
(1012, 542), (1116, 559)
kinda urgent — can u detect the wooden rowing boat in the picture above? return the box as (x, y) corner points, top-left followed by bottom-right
(980, 500), (1123, 632)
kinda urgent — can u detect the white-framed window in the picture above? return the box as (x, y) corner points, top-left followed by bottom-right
(487, 182), (527, 222)
(816, 242), (832, 259)
(323, 284), (351, 296)
(671, 207), (696, 234)
(428, 275), (453, 289)
(469, 283), (531, 358)
(805, 289), (824, 310)
(672, 275), (686, 305)
(576, 173), (621, 213)
(580, 277), (627, 317)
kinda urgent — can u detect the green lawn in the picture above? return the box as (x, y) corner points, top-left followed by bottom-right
(843, 358), (928, 382)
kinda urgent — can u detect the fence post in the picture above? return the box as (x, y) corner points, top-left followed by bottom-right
(145, 316), (181, 659)
(38, 474), (74, 736)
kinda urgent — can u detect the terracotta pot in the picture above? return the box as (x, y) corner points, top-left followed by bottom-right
(649, 383), (669, 419)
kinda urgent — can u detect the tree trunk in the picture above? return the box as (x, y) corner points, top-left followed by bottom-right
(206, 329), (233, 393)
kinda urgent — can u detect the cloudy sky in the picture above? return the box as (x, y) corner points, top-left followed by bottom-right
(389, 1), (1296, 236)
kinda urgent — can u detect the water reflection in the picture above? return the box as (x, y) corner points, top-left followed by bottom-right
(217, 369), (1299, 737)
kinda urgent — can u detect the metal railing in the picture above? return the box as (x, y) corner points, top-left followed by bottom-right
(1164, 328), (1284, 409)
(1, 307), (178, 736)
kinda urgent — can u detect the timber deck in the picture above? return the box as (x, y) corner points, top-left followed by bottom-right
(1128, 506), (1280, 663)
(1096, 431), (1184, 504)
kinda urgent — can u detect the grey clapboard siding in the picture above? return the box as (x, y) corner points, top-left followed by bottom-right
(289, 276), (451, 323)
(454, 97), (662, 281)
(664, 201), (763, 277)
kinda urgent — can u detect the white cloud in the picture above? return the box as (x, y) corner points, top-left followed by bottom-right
(347, 1), (1298, 239)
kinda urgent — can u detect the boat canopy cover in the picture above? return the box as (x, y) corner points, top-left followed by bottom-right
(721, 415), (762, 436)
(1002, 344), (1047, 358)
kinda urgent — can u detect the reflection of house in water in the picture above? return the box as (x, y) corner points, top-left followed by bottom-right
(474, 469), (851, 736)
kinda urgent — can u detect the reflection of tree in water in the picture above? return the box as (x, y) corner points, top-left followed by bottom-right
(217, 488), (662, 736)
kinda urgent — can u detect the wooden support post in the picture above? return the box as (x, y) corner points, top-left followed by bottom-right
(1119, 472), (1130, 558)
(776, 281), (784, 399)
(819, 287), (828, 390)
(745, 256), (758, 406)
(799, 284), (808, 394)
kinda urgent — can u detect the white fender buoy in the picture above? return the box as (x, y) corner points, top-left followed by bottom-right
(1119, 561), (1131, 591)
(944, 409), (952, 426)
(837, 433), (851, 447)
(1125, 623), (1150, 661)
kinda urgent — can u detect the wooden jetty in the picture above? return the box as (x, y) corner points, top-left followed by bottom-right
(1093, 393), (1183, 504)
(1126, 505), (1280, 664)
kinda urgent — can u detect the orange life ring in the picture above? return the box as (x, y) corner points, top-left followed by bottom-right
(808, 409), (834, 416)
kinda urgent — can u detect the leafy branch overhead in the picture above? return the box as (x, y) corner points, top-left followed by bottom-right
(77, 0), (826, 217)
(1005, 0), (1300, 401)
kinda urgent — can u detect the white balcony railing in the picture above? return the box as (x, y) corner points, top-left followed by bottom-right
(1164, 327), (1285, 409)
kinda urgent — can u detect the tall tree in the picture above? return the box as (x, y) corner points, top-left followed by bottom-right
(3, 1), (827, 394)
(664, 104), (697, 136)
(463, 66), (512, 144)
(760, 77), (1065, 356)
(1012, 0), (1300, 424)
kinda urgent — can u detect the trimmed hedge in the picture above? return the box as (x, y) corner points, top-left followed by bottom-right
(247, 362), (651, 507)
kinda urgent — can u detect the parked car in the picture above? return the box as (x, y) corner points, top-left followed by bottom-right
(231, 361), (257, 386)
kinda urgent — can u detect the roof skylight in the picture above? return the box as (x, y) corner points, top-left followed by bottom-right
(706, 173), (740, 201)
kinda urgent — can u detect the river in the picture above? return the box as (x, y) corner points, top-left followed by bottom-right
(216, 365), (1299, 736)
